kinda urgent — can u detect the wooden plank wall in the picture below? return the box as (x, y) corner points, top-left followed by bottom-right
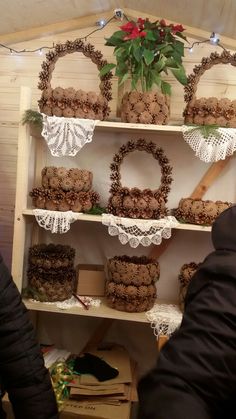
(0, 17), (236, 267)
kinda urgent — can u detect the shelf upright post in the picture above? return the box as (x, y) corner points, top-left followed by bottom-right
(11, 86), (32, 290)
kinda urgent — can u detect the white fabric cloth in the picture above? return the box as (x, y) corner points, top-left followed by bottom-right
(182, 125), (236, 162)
(30, 296), (101, 310)
(146, 303), (183, 337)
(102, 214), (178, 248)
(33, 209), (81, 234)
(41, 114), (98, 156)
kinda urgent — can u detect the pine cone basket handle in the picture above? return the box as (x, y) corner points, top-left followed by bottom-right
(183, 51), (236, 126)
(108, 139), (173, 219)
(38, 39), (112, 119)
(184, 51), (236, 104)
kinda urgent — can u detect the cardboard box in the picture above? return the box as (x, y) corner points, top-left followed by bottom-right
(60, 398), (131, 419)
(76, 264), (105, 296)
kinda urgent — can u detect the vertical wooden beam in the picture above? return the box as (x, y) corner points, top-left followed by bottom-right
(11, 86), (32, 290)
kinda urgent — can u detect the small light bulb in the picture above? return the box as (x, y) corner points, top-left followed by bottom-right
(38, 49), (43, 55)
(96, 18), (106, 28)
(10, 49), (13, 55)
(189, 47), (193, 53)
(210, 32), (219, 44)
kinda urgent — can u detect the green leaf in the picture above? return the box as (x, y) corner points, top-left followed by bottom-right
(99, 63), (116, 76)
(175, 32), (188, 42)
(119, 72), (129, 85)
(105, 33), (124, 47)
(143, 49), (154, 65)
(145, 30), (157, 41)
(151, 71), (161, 87)
(165, 57), (179, 69)
(170, 65), (187, 85)
(174, 40), (184, 56)
(154, 56), (166, 73)
(161, 80), (171, 95)
(160, 45), (173, 56)
(111, 30), (126, 39)
(133, 46), (143, 62)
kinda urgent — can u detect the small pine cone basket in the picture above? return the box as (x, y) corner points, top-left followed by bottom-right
(121, 90), (170, 125)
(27, 244), (76, 302)
(178, 262), (199, 311)
(108, 138), (173, 219)
(174, 197), (232, 225)
(38, 39), (112, 120)
(105, 255), (159, 312)
(183, 50), (236, 127)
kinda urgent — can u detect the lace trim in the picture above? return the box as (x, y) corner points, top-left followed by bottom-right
(30, 296), (101, 310)
(182, 125), (236, 162)
(33, 209), (81, 233)
(41, 114), (98, 156)
(102, 214), (178, 248)
(146, 303), (183, 337)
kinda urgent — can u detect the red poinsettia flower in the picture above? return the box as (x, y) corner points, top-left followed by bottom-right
(120, 21), (136, 33)
(170, 23), (185, 33)
(137, 17), (145, 29)
(159, 19), (167, 27)
(124, 27), (147, 40)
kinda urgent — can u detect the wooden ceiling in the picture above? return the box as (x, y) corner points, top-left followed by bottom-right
(1, 0), (235, 42)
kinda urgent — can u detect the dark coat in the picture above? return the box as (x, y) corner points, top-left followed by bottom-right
(0, 253), (58, 419)
(138, 206), (236, 419)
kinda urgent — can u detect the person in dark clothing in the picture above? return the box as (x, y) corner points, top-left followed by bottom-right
(0, 253), (58, 419)
(138, 205), (236, 419)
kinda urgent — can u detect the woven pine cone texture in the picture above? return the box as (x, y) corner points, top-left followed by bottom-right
(121, 91), (170, 125)
(105, 256), (159, 312)
(184, 97), (236, 127)
(27, 243), (76, 302)
(30, 166), (100, 212)
(178, 262), (199, 311)
(174, 198), (232, 225)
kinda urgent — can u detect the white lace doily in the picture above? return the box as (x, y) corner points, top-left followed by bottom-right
(41, 114), (98, 156)
(102, 214), (178, 248)
(30, 296), (101, 310)
(146, 303), (183, 337)
(33, 209), (81, 233)
(182, 125), (236, 162)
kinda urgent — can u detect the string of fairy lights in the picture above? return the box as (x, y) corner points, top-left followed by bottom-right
(0, 8), (227, 56)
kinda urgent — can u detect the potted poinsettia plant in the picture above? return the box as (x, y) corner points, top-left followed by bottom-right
(101, 18), (188, 124)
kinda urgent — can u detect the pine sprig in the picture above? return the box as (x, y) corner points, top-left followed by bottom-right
(22, 109), (43, 128)
(186, 124), (221, 139)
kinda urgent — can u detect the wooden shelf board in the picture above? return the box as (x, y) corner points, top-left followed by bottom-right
(24, 297), (176, 323)
(95, 120), (183, 134)
(22, 209), (211, 232)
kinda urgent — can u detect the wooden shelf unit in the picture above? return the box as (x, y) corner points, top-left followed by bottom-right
(11, 86), (212, 327)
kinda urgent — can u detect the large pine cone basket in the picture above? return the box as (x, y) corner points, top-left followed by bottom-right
(184, 50), (236, 127)
(27, 244), (76, 302)
(38, 39), (112, 120)
(106, 256), (159, 312)
(108, 138), (173, 219)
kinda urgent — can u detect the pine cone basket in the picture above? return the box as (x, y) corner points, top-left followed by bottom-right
(105, 255), (159, 312)
(108, 138), (173, 219)
(30, 166), (100, 212)
(27, 244), (76, 302)
(183, 51), (236, 127)
(38, 39), (112, 120)
(174, 198), (232, 225)
(121, 91), (170, 125)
